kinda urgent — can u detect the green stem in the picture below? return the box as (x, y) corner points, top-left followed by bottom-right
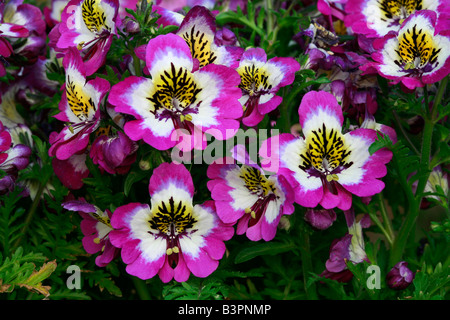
(131, 276), (151, 300)
(299, 221), (318, 300)
(265, 0), (273, 38)
(377, 193), (395, 246)
(131, 51), (142, 77)
(13, 183), (45, 250)
(392, 110), (420, 156)
(366, 205), (393, 246)
(389, 76), (448, 265)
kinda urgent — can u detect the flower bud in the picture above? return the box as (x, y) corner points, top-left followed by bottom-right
(386, 261), (415, 290)
(304, 208), (336, 230)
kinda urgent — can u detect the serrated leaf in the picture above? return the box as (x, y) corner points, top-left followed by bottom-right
(369, 132), (393, 155)
(17, 260), (57, 298)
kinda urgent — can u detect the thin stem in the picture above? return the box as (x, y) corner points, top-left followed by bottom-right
(392, 110), (420, 156)
(365, 204), (394, 246)
(299, 220), (318, 300)
(377, 193), (395, 245)
(265, 0), (273, 38)
(389, 76), (448, 265)
(13, 183), (45, 250)
(131, 276), (151, 300)
(131, 51), (142, 77)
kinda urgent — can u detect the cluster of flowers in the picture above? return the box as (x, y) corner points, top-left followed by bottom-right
(1, 0), (448, 287)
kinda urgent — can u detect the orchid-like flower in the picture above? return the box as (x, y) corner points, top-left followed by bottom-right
(0, 0), (46, 72)
(90, 129), (138, 175)
(320, 209), (371, 282)
(48, 47), (110, 160)
(109, 162), (234, 282)
(364, 10), (450, 89)
(260, 90), (392, 210)
(176, 5), (244, 69)
(237, 48), (300, 127)
(386, 261), (415, 290)
(345, 0), (450, 38)
(54, 0), (119, 75)
(207, 145), (295, 241)
(62, 199), (119, 267)
(51, 151), (89, 190)
(108, 33), (243, 152)
(0, 121), (31, 195)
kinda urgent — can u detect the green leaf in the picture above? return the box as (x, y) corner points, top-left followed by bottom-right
(123, 170), (149, 197)
(369, 132), (394, 155)
(234, 241), (296, 264)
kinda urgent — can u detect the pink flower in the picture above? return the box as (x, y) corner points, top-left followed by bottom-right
(304, 208), (337, 230)
(176, 5), (244, 69)
(109, 162), (234, 282)
(52, 0), (119, 76)
(260, 90), (392, 210)
(320, 209), (371, 282)
(345, 0), (450, 38)
(48, 47), (110, 160)
(0, 121), (31, 195)
(207, 145), (295, 241)
(62, 199), (119, 267)
(237, 48), (300, 127)
(51, 151), (89, 190)
(386, 261), (415, 290)
(108, 33), (243, 152)
(0, 0), (46, 70)
(90, 130), (138, 175)
(363, 10), (450, 90)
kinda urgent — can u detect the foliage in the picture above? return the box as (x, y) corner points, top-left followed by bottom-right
(0, 0), (448, 301)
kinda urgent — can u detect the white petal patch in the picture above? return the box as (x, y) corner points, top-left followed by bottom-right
(302, 106), (342, 137)
(336, 133), (371, 186)
(225, 166), (259, 210)
(265, 175), (285, 224)
(127, 78), (175, 138)
(378, 38), (409, 77)
(281, 138), (322, 191)
(151, 183), (193, 209)
(179, 204), (216, 258)
(129, 206), (166, 262)
(190, 70), (220, 127)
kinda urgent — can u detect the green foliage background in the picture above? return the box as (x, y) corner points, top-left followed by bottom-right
(0, 0), (449, 300)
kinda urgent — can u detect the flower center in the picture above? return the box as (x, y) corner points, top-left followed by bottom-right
(395, 24), (440, 70)
(148, 197), (197, 258)
(81, 0), (109, 33)
(238, 64), (272, 97)
(379, 0), (422, 23)
(239, 166), (279, 224)
(147, 62), (201, 126)
(66, 75), (96, 121)
(299, 123), (352, 181)
(180, 25), (217, 68)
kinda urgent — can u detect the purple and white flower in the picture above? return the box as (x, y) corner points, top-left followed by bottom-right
(207, 145), (295, 241)
(108, 33), (243, 152)
(237, 48), (300, 127)
(48, 47), (110, 160)
(62, 199), (119, 267)
(109, 162), (234, 282)
(0, 120), (31, 195)
(364, 10), (450, 89)
(345, 0), (450, 38)
(53, 0), (119, 75)
(260, 90), (392, 210)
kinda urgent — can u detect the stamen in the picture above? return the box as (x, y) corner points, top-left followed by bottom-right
(299, 123), (351, 174)
(148, 197), (196, 263)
